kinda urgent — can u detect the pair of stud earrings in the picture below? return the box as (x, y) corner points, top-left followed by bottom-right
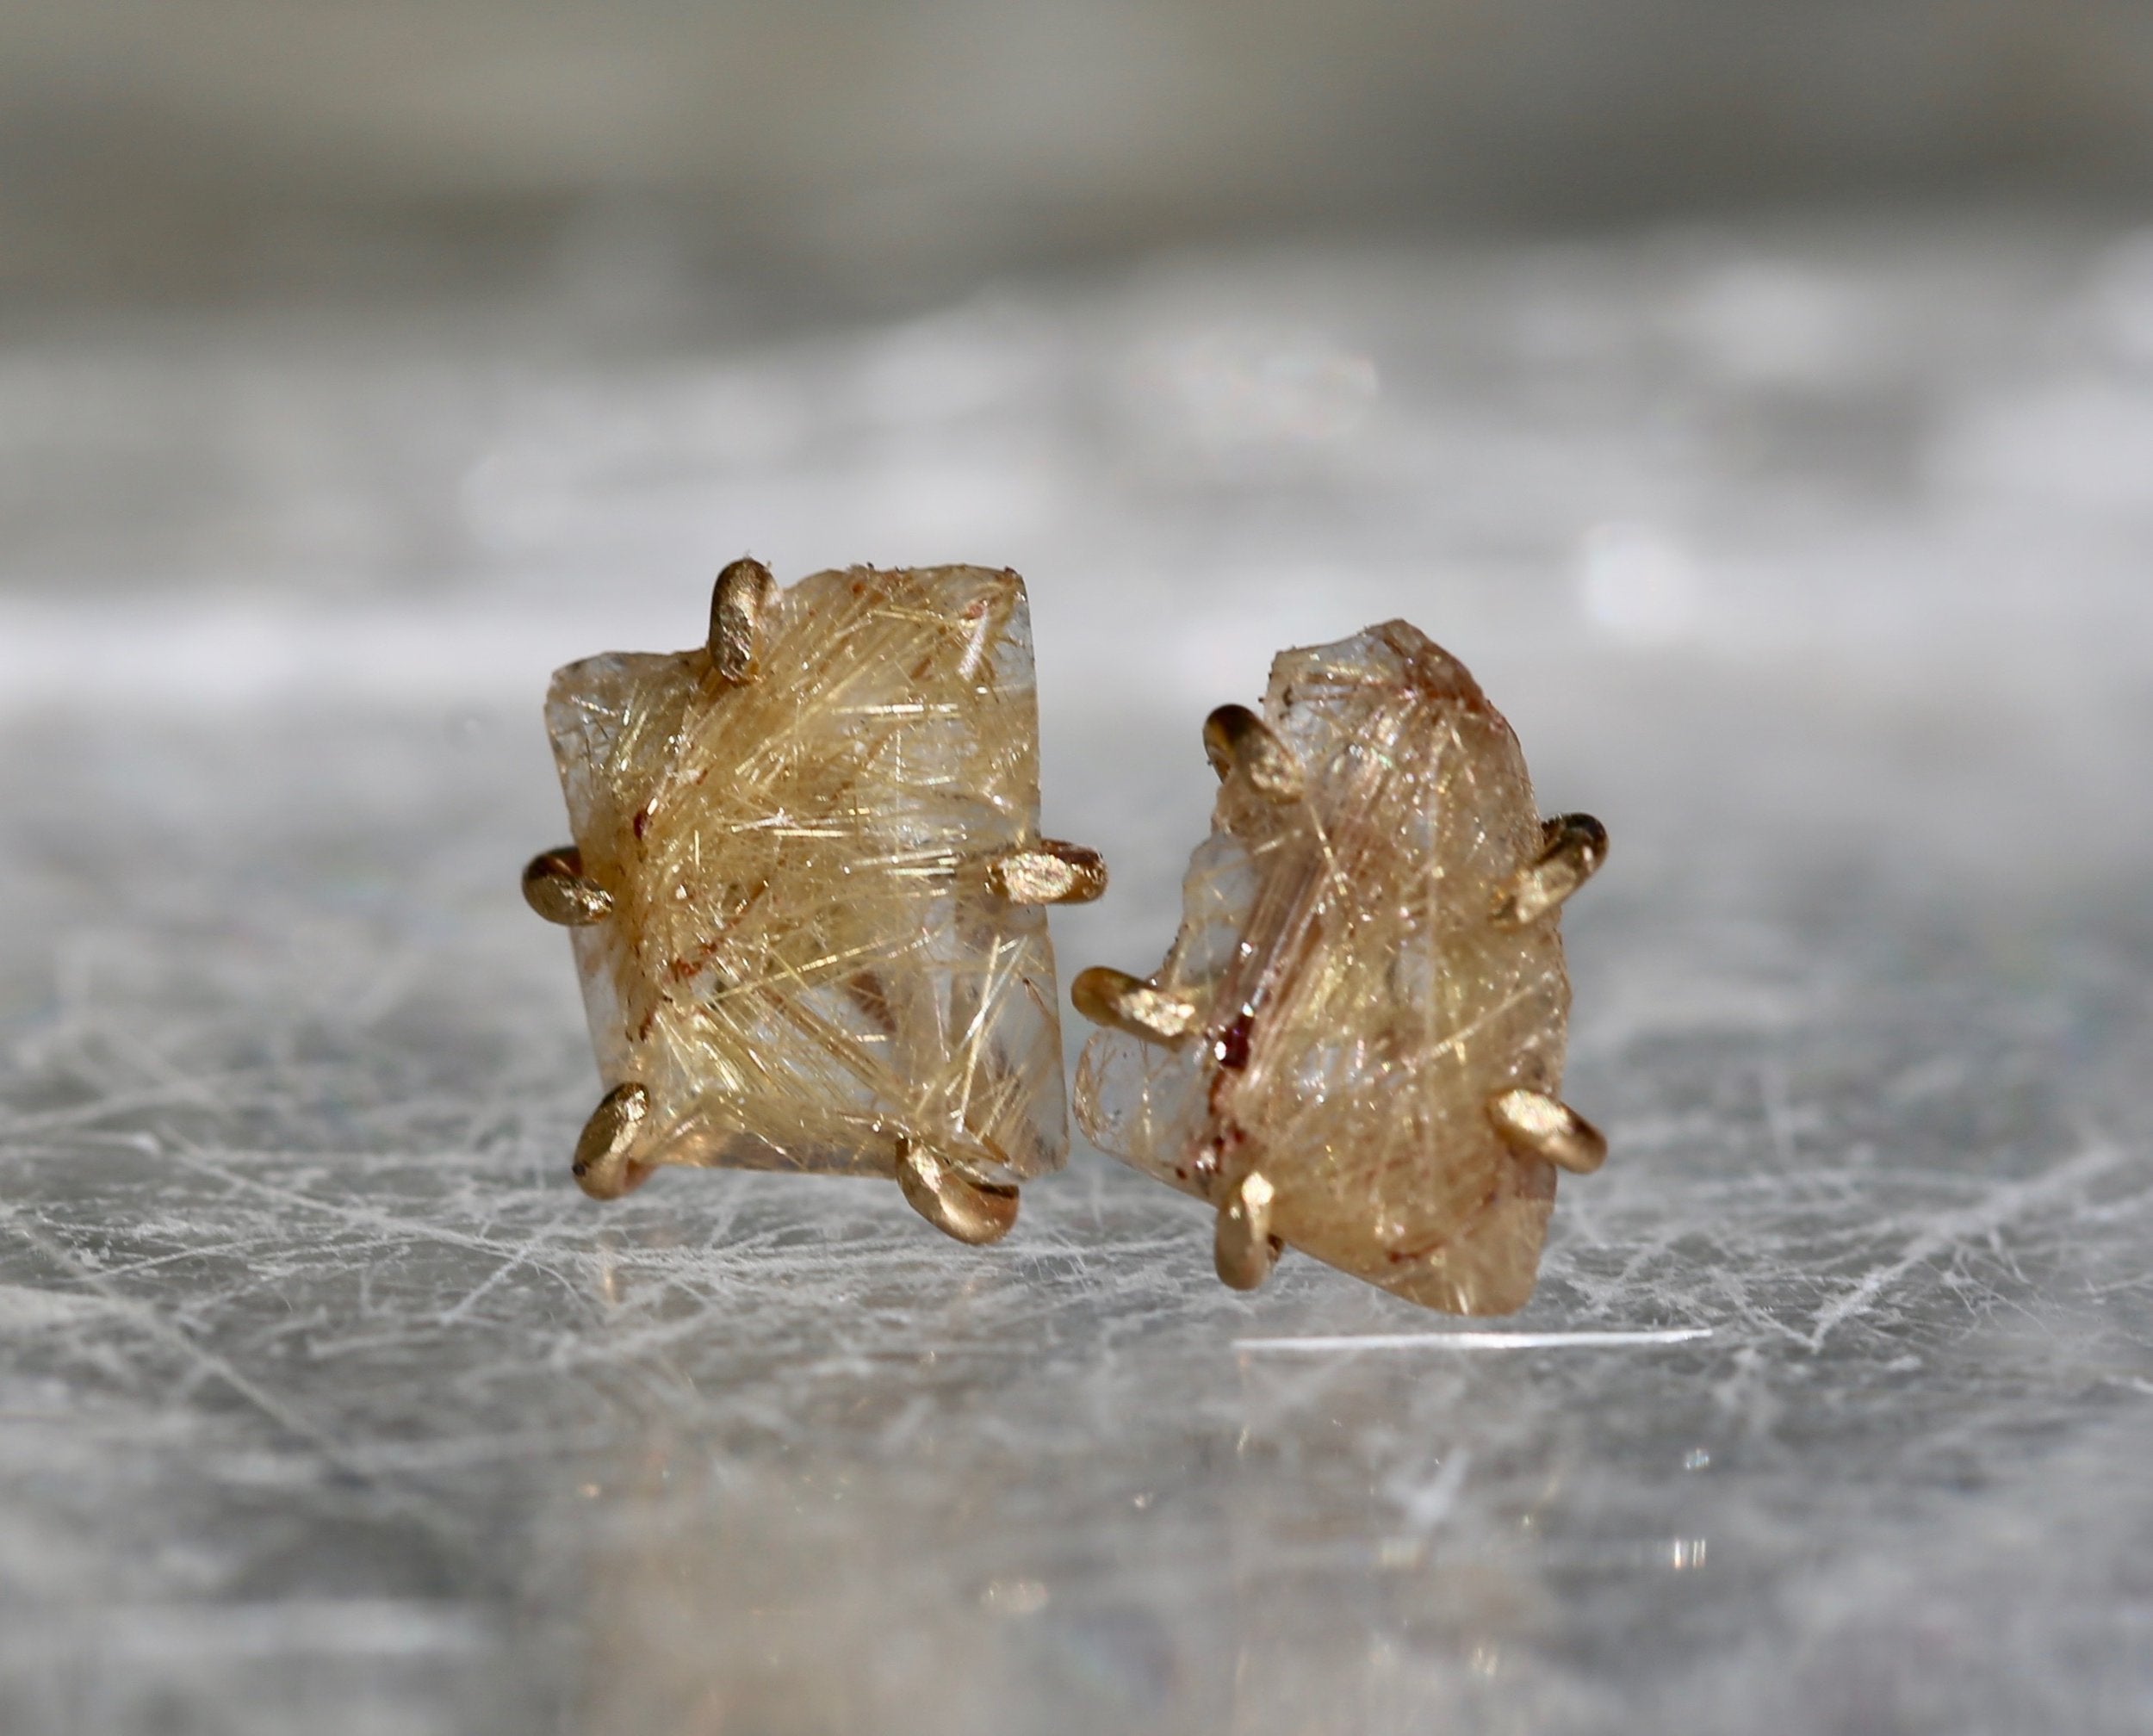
(521, 559), (1607, 1317)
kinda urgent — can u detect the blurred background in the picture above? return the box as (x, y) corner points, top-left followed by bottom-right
(3, 7), (2152, 1735)
(9, 1), (2153, 311)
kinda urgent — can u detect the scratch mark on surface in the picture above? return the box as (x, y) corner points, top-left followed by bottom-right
(1236, 1327), (1713, 1353)
(1807, 1142), (2124, 1348)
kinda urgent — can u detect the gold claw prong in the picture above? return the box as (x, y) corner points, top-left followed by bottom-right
(523, 846), (613, 926)
(895, 1136), (1020, 1245)
(1487, 1088), (1607, 1175)
(573, 1082), (655, 1200)
(1202, 704), (1304, 801)
(1492, 812), (1608, 927)
(1070, 966), (1201, 1046)
(987, 839), (1108, 905)
(1215, 1169), (1283, 1291)
(709, 556), (779, 684)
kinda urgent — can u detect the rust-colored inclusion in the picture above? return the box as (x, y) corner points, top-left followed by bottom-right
(1075, 622), (1572, 1314)
(547, 566), (1069, 1184)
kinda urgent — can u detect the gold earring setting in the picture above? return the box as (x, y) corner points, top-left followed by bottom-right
(525, 560), (1105, 1244)
(1071, 620), (1606, 1315)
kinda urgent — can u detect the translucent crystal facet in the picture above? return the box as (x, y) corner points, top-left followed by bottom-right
(1074, 621), (1572, 1314)
(546, 565), (1070, 1184)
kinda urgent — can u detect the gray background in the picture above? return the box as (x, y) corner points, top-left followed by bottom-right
(3, 8), (2151, 1733)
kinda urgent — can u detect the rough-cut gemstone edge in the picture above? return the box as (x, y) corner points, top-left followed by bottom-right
(1075, 619), (1571, 1314)
(544, 565), (1072, 1185)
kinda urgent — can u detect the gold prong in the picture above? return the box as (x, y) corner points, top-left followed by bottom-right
(894, 1136), (1020, 1245)
(1202, 704), (1304, 802)
(1492, 813), (1609, 927)
(523, 846), (613, 926)
(1070, 966), (1201, 1045)
(1215, 1169), (1283, 1290)
(708, 556), (779, 684)
(987, 839), (1108, 905)
(573, 1082), (655, 1200)
(1487, 1088), (1607, 1175)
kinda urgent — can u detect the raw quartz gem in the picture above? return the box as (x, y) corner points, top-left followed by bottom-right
(546, 565), (1069, 1185)
(1075, 622), (1571, 1314)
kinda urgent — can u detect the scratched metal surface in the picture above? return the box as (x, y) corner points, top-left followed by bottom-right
(3, 217), (2151, 1733)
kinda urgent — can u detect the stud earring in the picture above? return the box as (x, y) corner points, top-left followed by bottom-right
(525, 560), (1106, 1244)
(1070, 620), (1605, 1314)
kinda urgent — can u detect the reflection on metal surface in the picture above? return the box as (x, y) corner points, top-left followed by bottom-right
(1201, 703), (1304, 802)
(1491, 814), (1608, 929)
(987, 839), (1109, 905)
(1070, 966), (1201, 1045)
(895, 1135), (1021, 1245)
(522, 845), (613, 925)
(1487, 1087), (1608, 1174)
(1213, 1169), (1281, 1291)
(707, 555), (777, 684)
(572, 1081), (655, 1200)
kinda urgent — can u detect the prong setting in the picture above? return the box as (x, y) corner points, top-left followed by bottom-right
(987, 839), (1108, 905)
(1492, 813), (1608, 927)
(1070, 966), (1201, 1046)
(1215, 1169), (1283, 1290)
(895, 1136), (1021, 1245)
(539, 564), (1071, 1232)
(523, 846), (613, 926)
(574, 1082), (655, 1199)
(708, 556), (779, 684)
(1203, 704), (1305, 802)
(1071, 621), (1615, 1314)
(1487, 1088), (1607, 1174)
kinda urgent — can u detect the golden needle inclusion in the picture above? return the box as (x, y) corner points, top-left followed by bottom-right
(1072, 621), (1606, 1314)
(535, 563), (1091, 1230)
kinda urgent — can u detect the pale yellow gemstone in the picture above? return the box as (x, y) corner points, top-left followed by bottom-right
(1074, 621), (1573, 1315)
(546, 565), (1070, 1184)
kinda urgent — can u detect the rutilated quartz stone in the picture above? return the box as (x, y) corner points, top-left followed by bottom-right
(543, 564), (1072, 1196)
(1073, 621), (1604, 1315)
